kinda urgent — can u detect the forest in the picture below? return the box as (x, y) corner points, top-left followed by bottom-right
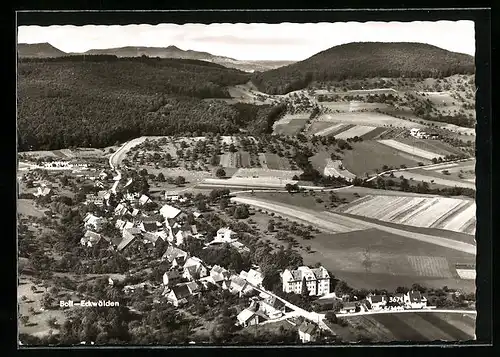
(17, 56), (289, 150)
(251, 42), (475, 95)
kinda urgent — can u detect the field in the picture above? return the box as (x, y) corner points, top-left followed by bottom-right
(312, 123), (354, 137)
(18, 199), (46, 218)
(337, 195), (476, 235)
(273, 118), (309, 136)
(392, 169), (476, 190)
(232, 168), (302, 180)
(378, 139), (444, 160)
(359, 127), (390, 140)
(341, 141), (424, 176)
(219, 151), (251, 168)
(346, 312), (475, 341)
(394, 138), (465, 157)
(323, 159), (356, 180)
(258, 153), (291, 170)
(315, 112), (426, 129)
(333, 125), (378, 140)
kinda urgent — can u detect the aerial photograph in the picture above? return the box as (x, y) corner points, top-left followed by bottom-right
(17, 20), (477, 346)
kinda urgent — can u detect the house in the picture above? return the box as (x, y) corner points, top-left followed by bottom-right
(340, 302), (359, 314)
(114, 203), (130, 216)
(162, 269), (181, 287)
(228, 275), (254, 297)
(139, 221), (159, 233)
(152, 229), (168, 241)
(165, 193), (180, 201)
(143, 232), (160, 245)
(117, 228), (142, 251)
(139, 194), (152, 205)
(160, 204), (182, 220)
(259, 295), (286, 319)
(185, 281), (201, 295)
(99, 171), (110, 180)
(193, 212), (203, 219)
(162, 246), (188, 267)
(115, 219), (127, 231)
(34, 186), (52, 197)
(183, 257), (207, 281)
(240, 269), (264, 287)
(298, 321), (319, 343)
(410, 128), (420, 137)
(215, 227), (234, 242)
(174, 229), (190, 246)
(85, 193), (104, 206)
(83, 213), (107, 232)
(366, 294), (387, 310)
(80, 231), (102, 248)
(404, 290), (428, 309)
(131, 208), (139, 217)
(210, 265), (230, 283)
(166, 284), (192, 307)
(236, 308), (262, 327)
(281, 266), (330, 296)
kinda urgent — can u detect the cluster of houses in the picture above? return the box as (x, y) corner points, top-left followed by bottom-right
(41, 161), (89, 169)
(409, 128), (439, 139)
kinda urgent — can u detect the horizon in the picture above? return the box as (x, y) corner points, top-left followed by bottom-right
(17, 21), (475, 61)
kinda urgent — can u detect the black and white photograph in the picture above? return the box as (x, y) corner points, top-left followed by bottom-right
(16, 13), (484, 346)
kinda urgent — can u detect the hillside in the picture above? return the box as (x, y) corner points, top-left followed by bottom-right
(17, 43), (67, 58)
(252, 42), (475, 95)
(79, 46), (294, 72)
(17, 56), (286, 150)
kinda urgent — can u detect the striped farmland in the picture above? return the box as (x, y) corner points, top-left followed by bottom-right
(378, 139), (445, 160)
(334, 125), (377, 139)
(336, 195), (476, 235)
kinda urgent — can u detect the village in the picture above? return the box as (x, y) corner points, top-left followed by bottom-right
(18, 153), (452, 344)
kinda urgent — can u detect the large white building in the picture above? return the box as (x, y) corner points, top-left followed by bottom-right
(281, 266), (330, 296)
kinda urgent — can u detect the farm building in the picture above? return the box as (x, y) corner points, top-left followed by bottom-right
(404, 290), (428, 309)
(281, 266), (330, 296)
(240, 268), (264, 287)
(182, 257), (207, 281)
(162, 269), (182, 287)
(83, 213), (107, 232)
(236, 308), (263, 328)
(162, 245), (188, 267)
(340, 302), (359, 314)
(117, 227), (142, 251)
(259, 295), (286, 319)
(139, 194), (152, 205)
(210, 265), (230, 283)
(80, 230), (103, 248)
(166, 285), (192, 307)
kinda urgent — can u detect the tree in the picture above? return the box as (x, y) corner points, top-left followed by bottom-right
(234, 205), (250, 219)
(42, 293), (55, 309)
(46, 316), (59, 329)
(267, 222), (275, 232)
(157, 172), (166, 182)
(175, 176), (186, 186)
(325, 311), (338, 324)
(216, 168), (226, 178)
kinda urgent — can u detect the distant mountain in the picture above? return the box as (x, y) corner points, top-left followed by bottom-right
(251, 42), (475, 95)
(17, 43), (67, 58)
(76, 46), (293, 72)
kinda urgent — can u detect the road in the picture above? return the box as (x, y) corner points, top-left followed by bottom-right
(231, 196), (476, 255)
(336, 308), (477, 318)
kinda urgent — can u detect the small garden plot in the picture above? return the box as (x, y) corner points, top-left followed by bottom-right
(342, 141), (422, 176)
(334, 125), (377, 140)
(317, 112), (425, 129)
(378, 139), (444, 160)
(18, 199), (45, 218)
(337, 195), (476, 235)
(273, 118), (308, 136)
(360, 127), (389, 140)
(262, 153), (291, 170)
(407, 255), (453, 278)
(233, 168), (302, 180)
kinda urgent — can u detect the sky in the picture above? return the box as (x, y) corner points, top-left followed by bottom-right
(17, 21), (475, 61)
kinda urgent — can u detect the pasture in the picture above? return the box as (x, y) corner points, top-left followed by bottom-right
(392, 169), (476, 190)
(18, 199), (45, 218)
(323, 159), (356, 180)
(316, 112), (425, 129)
(336, 195), (476, 235)
(346, 312), (475, 341)
(341, 141), (423, 176)
(394, 138), (465, 157)
(273, 118), (309, 136)
(259, 153), (291, 170)
(378, 139), (444, 160)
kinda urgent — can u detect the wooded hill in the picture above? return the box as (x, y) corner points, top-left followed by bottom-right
(251, 42), (475, 95)
(18, 56), (287, 150)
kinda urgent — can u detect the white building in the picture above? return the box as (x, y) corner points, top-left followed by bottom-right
(83, 213), (107, 232)
(404, 290), (428, 309)
(216, 227), (234, 241)
(160, 204), (182, 220)
(366, 294), (387, 310)
(281, 266), (330, 296)
(240, 269), (264, 287)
